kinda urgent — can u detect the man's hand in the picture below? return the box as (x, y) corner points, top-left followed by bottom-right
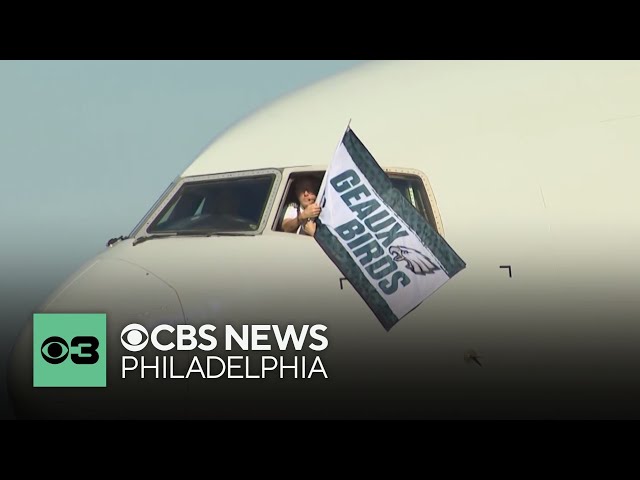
(300, 203), (321, 220)
(304, 219), (317, 237)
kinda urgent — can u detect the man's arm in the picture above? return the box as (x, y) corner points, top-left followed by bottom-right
(281, 205), (302, 233)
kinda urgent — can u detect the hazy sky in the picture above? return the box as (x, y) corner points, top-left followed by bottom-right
(0, 60), (362, 296)
(0, 60), (363, 418)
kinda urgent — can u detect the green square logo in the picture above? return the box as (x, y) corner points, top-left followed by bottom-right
(33, 313), (107, 387)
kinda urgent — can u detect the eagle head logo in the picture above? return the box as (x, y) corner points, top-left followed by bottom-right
(389, 245), (440, 275)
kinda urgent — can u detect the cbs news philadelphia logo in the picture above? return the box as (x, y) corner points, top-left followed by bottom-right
(33, 313), (106, 387)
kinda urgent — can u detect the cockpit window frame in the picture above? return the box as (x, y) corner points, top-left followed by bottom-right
(131, 168), (282, 239)
(270, 165), (446, 238)
(384, 167), (446, 237)
(128, 181), (177, 238)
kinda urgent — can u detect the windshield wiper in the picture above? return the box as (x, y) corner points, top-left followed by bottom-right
(107, 235), (130, 247)
(205, 232), (254, 237)
(132, 234), (171, 246)
(132, 231), (253, 246)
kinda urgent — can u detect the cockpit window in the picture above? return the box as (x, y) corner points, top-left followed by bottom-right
(147, 175), (275, 234)
(389, 174), (438, 230)
(272, 170), (441, 235)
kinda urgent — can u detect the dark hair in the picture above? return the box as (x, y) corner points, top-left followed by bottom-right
(294, 176), (320, 193)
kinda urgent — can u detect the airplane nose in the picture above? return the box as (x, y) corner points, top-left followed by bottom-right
(7, 258), (186, 419)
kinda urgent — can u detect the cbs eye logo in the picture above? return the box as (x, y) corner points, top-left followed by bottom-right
(41, 335), (100, 365)
(120, 324), (149, 352)
(33, 313), (107, 388)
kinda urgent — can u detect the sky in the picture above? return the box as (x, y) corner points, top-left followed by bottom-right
(0, 60), (363, 419)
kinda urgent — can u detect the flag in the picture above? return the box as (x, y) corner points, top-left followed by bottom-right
(315, 127), (466, 331)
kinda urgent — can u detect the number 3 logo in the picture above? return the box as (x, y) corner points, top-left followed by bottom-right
(41, 336), (100, 365)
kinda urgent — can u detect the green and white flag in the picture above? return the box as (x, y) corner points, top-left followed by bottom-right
(315, 128), (466, 331)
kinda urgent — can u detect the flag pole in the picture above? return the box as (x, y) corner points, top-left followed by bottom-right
(316, 119), (352, 210)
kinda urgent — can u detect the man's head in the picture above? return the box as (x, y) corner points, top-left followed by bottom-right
(294, 176), (320, 208)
